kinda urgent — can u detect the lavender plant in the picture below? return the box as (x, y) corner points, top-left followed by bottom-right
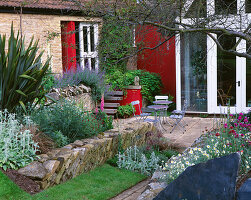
(0, 110), (39, 170)
(54, 67), (107, 101)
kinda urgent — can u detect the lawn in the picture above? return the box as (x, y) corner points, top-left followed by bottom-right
(0, 164), (147, 200)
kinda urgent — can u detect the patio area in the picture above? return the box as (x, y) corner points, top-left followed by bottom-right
(115, 116), (215, 152)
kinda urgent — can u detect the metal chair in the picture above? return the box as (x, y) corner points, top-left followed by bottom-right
(131, 100), (152, 121)
(154, 95), (170, 125)
(169, 100), (188, 133)
(155, 95), (169, 101)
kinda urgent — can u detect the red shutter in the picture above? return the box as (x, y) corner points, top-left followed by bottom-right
(61, 21), (77, 72)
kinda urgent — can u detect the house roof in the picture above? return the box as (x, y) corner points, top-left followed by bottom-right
(0, 0), (83, 11)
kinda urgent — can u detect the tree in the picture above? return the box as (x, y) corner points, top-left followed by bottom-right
(67, 0), (251, 59)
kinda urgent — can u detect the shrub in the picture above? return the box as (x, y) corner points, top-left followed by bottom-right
(54, 67), (106, 101)
(0, 25), (50, 112)
(31, 100), (102, 143)
(0, 110), (39, 170)
(117, 104), (135, 118)
(95, 109), (113, 132)
(117, 145), (160, 175)
(49, 130), (68, 147)
(106, 70), (163, 103)
(125, 70), (163, 103)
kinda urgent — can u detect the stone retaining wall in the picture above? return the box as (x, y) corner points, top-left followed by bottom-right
(18, 122), (156, 190)
(47, 84), (95, 111)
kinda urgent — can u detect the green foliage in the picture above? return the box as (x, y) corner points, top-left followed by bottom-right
(49, 130), (69, 148)
(126, 70), (163, 102)
(0, 25), (50, 112)
(31, 100), (102, 143)
(106, 70), (163, 103)
(95, 109), (113, 132)
(117, 103), (135, 118)
(41, 69), (55, 93)
(0, 110), (38, 170)
(98, 16), (134, 74)
(117, 145), (160, 175)
(105, 70), (129, 91)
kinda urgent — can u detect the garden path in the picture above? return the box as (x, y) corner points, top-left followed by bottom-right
(110, 178), (150, 200)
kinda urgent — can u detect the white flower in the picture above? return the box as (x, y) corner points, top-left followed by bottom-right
(206, 145), (210, 148)
(223, 144), (226, 148)
(189, 149), (193, 154)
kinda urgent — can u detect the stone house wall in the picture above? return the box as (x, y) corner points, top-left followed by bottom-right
(0, 12), (102, 74)
(18, 121), (156, 190)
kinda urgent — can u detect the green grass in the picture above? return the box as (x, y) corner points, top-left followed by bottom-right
(0, 164), (147, 200)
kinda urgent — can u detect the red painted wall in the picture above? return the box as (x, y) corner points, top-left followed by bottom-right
(61, 21), (77, 72)
(136, 25), (176, 99)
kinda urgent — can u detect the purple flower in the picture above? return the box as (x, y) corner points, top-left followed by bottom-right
(224, 123), (228, 129)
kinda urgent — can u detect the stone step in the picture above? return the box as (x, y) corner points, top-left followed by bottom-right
(103, 109), (118, 114)
(106, 91), (123, 96)
(105, 96), (123, 101)
(99, 103), (120, 108)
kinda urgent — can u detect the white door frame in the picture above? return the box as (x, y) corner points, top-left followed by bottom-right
(175, 0), (251, 114)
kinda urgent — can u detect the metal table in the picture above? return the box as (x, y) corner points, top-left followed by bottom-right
(153, 100), (173, 105)
(153, 100), (173, 126)
(146, 105), (169, 129)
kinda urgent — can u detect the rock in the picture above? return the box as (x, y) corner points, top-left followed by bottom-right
(79, 84), (91, 93)
(43, 160), (60, 175)
(72, 140), (84, 147)
(236, 178), (251, 200)
(47, 92), (60, 101)
(154, 153), (241, 200)
(61, 144), (73, 150)
(18, 161), (48, 180)
(47, 149), (61, 158)
(38, 154), (49, 163)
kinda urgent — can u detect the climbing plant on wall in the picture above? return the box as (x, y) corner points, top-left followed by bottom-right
(98, 16), (134, 74)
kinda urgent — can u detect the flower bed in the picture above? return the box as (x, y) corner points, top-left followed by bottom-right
(138, 112), (251, 200)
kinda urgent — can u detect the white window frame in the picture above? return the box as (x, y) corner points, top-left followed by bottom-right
(175, 0), (251, 114)
(79, 23), (99, 71)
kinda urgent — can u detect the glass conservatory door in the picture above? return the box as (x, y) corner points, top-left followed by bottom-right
(181, 33), (207, 112)
(215, 35), (249, 113)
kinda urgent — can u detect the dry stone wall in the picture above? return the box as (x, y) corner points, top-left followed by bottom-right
(18, 122), (156, 190)
(47, 84), (95, 111)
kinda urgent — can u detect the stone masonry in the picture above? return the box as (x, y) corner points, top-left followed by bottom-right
(18, 121), (156, 190)
(0, 13), (102, 74)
